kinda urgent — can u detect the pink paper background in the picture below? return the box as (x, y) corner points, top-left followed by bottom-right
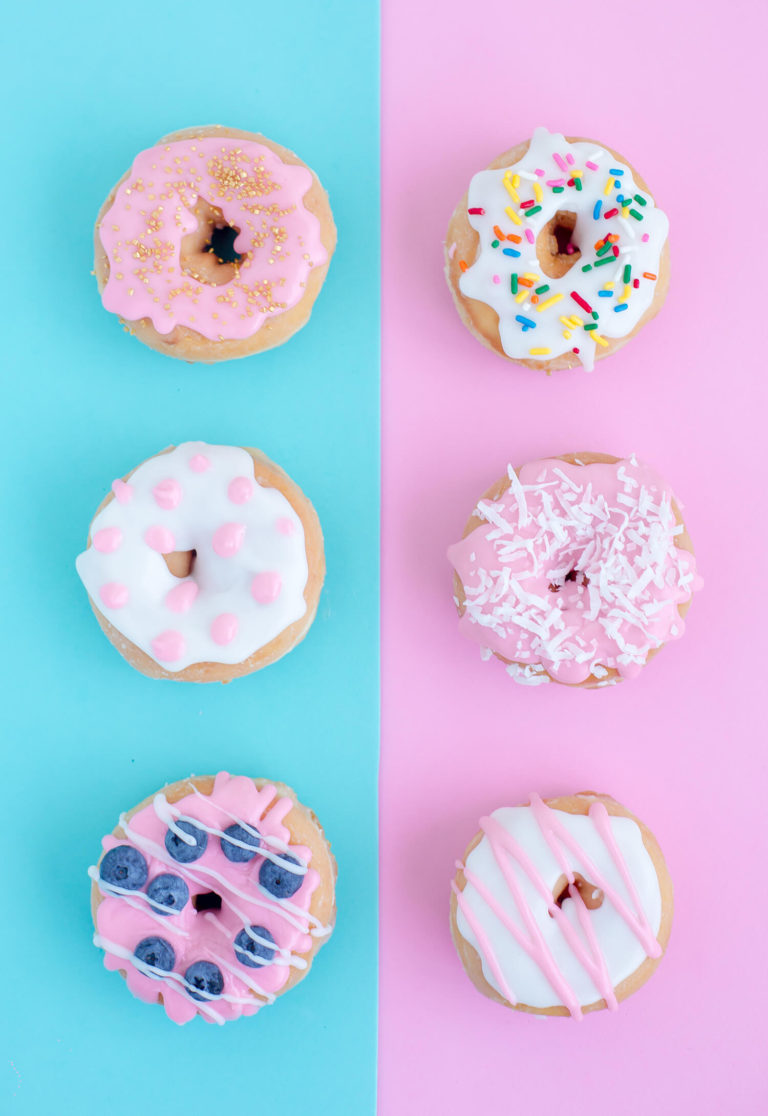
(380, 1), (766, 1111)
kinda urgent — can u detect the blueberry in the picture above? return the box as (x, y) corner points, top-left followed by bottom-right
(184, 960), (224, 1002)
(220, 822), (261, 863)
(165, 820), (208, 863)
(99, 845), (148, 890)
(258, 854), (303, 899)
(234, 925), (277, 968)
(134, 936), (175, 975)
(147, 873), (189, 916)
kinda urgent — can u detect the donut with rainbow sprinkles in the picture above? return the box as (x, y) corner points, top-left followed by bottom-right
(94, 126), (336, 362)
(447, 452), (702, 687)
(445, 127), (669, 371)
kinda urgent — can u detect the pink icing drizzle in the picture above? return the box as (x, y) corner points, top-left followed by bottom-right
(144, 525), (175, 553)
(212, 522), (246, 557)
(227, 476), (254, 505)
(251, 572), (282, 604)
(447, 457), (702, 684)
(98, 136), (327, 341)
(153, 478), (182, 509)
(188, 454), (210, 473)
(93, 527), (123, 553)
(92, 773), (325, 1024)
(151, 630), (185, 662)
(99, 582), (130, 609)
(211, 613), (239, 646)
(454, 795), (663, 1019)
(112, 479), (134, 504)
(165, 581), (199, 613)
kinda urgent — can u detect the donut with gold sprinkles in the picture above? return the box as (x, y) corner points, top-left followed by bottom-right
(445, 128), (669, 372)
(94, 125), (336, 363)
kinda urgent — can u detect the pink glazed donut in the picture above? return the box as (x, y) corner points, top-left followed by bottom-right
(90, 773), (336, 1025)
(94, 125), (336, 362)
(447, 452), (702, 687)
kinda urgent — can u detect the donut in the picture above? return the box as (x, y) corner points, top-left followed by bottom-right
(75, 441), (324, 682)
(445, 127), (669, 372)
(447, 452), (701, 687)
(450, 792), (673, 1019)
(90, 772), (336, 1025)
(94, 125), (336, 362)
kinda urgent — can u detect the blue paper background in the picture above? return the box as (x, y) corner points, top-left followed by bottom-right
(1, 2), (379, 1111)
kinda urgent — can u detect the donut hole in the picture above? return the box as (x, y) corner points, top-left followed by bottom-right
(550, 872), (603, 914)
(548, 569), (589, 594)
(536, 210), (581, 278)
(181, 199), (243, 286)
(193, 891), (223, 913)
(163, 550), (196, 579)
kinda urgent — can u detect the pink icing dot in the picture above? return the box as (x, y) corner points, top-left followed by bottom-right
(525, 228), (535, 244)
(228, 476), (254, 504)
(153, 478), (182, 509)
(641, 233), (650, 242)
(213, 522), (246, 557)
(151, 630), (186, 663)
(99, 582), (129, 609)
(111, 479), (133, 504)
(251, 571), (282, 604)
(93, 527), (123, 553)
(492, 275), (500, 284)
(165, 581), (199, 613)
(276, 517), (295, 536)
(189, 454), (210, 473)
(211, 613), (239, 645)
(145, 525), (176, 553)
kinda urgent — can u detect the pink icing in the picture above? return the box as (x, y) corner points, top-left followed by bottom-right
(99, 582), (130, 609)
(165, 581), (199, 613)
(153, 478), (182, 509)
(454, 795), (663, 1020)
(151, 630), (185, 662)
(447, 456), (702, 684)
(92, 772), (326, 1025)
(211, 613), (239, 646)
(212, 522), (246, 557)
(228, 476), (254, 505)
(189, 454), (210, 473)
(276, 517), (295, 536)
(112, 479), (134, 504)
(98, 135), (327, 341)
(144, 525), (176, 553)
(251, 571), (282, 604)
(93, 527), (123, 553)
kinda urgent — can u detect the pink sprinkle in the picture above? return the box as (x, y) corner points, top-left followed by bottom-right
(553, 153), (567, 171)
(492, 274), (500, 284)
(165, 581), (198, 613)
(276, 517), (295, 536)
(566, 244), (574, 254)
(144, 525), (175, 553)
(545, 179), (566, 187)
(467, 207), (485, 215)
(151, 630), (185, 663)
(633, 278), (640, 289)
(251, 571), (282, 604)
(586, 160), (599, 171)
(534, 168), (545, 177)
(566, 152), (575, 165)
(188, 454), (210, 473)
(211, 613), (238, 646)
(153, 478), (182, 510)
(212, 522), (246, 557)
(111, 480), (133, 504)
(93, 527), (123, 553)
(99, 582), (129, 609)
(642, 233), (650, 242)
(228, 476), (254, 505)
(525, 229), (535, 244)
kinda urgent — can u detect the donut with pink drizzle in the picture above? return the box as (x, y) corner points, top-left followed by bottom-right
(90, 773), (336, 1025)
(451, 792), (673, 1019)
(94, 125), (336, 362)
(75, 441), (325, 682)
(447, 452), (701, 687)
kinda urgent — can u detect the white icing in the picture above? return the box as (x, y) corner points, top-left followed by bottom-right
(456, 804), (662, 1010)
(76, 442), (309, 671)
(459, 127), (669, 370)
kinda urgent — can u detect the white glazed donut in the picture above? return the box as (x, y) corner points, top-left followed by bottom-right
(75, 442), (324, 682)
(445, 127), (670, 372)
(450, 792), (674, 1019)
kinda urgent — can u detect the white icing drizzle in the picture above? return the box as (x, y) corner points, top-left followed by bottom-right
(459, 127), (669, 370)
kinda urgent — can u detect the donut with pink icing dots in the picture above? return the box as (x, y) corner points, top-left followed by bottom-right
(90, 772), (336, 1025)
(447, 452), (702, 687)
(75, 442), (325, 682)
(94, 125), (336, 362)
